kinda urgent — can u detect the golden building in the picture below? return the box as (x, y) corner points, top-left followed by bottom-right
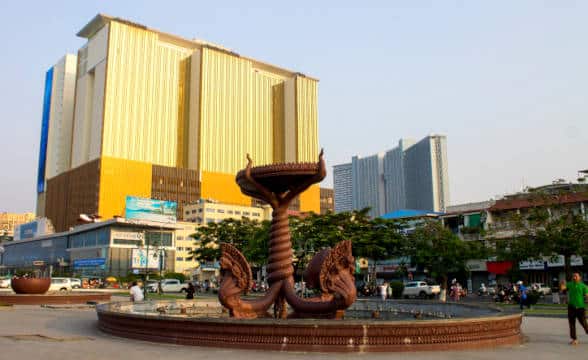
(39, 14), (321, 232)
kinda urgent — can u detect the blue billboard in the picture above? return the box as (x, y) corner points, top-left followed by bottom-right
(125, 196), (177, 223)
(73, 258), (106, 268)
(37, 67), (54, 194)
(19, 222), (39, 240)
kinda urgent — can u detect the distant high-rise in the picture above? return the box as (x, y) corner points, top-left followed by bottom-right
(333, 135), (449, 217)
(333, 163), (352, 213)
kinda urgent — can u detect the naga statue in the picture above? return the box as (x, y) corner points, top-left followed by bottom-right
(218, 151), (357, 319)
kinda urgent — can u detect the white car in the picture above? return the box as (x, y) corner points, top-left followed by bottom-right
(402, 281), (441, 299)
(48, 277), (73, 292)
(147, 279), (185, 293)
(69, 278), (82, 289)
(0, 278), (10, 288)
(532, 283), (552, 296)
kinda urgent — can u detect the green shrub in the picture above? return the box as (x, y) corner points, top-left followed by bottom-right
(527, 290), (540, 305)
(390, 281), (405, 299)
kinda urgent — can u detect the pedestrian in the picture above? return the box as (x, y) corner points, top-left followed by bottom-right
(562, 272), (588, 345)
(129, 281), (144, 302)
(185, 282), (196, 300)
(517, 280), (530, 310)
(379, 282), (388, 301)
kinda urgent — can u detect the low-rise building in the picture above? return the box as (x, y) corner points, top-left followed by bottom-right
(182, 200), (271, 224)
(320, 188), (334, 214)
(0, 212), (36, 238)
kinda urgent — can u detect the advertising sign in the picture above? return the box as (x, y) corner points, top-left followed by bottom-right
(125, 196), (177, 223)
(73, 258), (106, 268)
(131, 248), (161, 269)
(19, 222), (39, 240)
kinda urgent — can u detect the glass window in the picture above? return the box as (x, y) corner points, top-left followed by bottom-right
(206, 208), (214, 213)
(227, 210), (233, 214)
(217, 209), (225, 213)
(243, 212), (250, 216)
(177, 247), (184, 251)
(191, 210), (197, 214)
(253, 212), (260, 217)
(177, 236), (184, 241)
(185, 247), (192, 251)
(145, 232), (172, 247)
(97, 228), (109, 246)
(206, 218), (214, 223)
(198, 208), (203, 213)
(176, 257), (184, 261)
(235, 211), (241, 215)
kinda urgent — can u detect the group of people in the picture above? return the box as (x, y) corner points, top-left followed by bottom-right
(378, 282), (393, 300)
(449, 279), (464, 301)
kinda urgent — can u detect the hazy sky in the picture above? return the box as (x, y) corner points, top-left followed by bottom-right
(1, 1), (587, 213)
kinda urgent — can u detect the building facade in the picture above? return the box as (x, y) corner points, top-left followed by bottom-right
(333, 135), (449, 217)
(319, 188), (334, 214)
(37, 14), (321, 232)
(0, 212), (36, 238)
(333, 163), (352, 213)
(182, 200), (272, 225)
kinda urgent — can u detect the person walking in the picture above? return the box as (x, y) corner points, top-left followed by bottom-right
(129, 281), (144, 302)
(185, 282), (196, 300)
(517, 280), (530, 310)
(563, 272), (588, 345)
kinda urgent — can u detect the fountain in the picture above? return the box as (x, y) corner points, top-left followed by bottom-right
(96, 152), (522, 352)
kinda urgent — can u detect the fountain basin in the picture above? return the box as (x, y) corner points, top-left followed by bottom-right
(96, 300), (522, 352)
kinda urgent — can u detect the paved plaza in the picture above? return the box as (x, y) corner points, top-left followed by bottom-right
(0, 305), (586, 360)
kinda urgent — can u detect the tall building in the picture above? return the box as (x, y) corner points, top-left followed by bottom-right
(403, 135), (449, 213)
(333, 135), (449, 217)
(333, 163), (352, 213)
(37, 14), (320, 232)
(351, 153), (385, 217)
(36, 54), (78, 217)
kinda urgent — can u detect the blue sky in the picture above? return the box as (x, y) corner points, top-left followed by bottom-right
(1, 1), (587, 212)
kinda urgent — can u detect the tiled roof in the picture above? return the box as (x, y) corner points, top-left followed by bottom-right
(490, 192), (588, 211)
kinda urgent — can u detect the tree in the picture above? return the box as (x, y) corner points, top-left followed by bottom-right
(536, 213), (588, 280)
(407, 220), (486, 290)
(188, 218), (265, 264)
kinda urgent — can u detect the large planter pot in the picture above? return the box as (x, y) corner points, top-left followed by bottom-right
(10, 278), (51, 294)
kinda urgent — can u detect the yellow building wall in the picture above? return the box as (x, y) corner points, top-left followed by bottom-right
(98, 157), (152, 219)
(199, 48), (288, 175)
(200, 171), (251, 206)
(102, 22), (192, 168)
(295, 76), (319, 162)
(299, 184), (321, 213)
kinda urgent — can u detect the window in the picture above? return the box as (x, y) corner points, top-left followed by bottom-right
(177, 236), (184, 241)
(145, 232), (172, 247)
(235, 211), (241, 215)
(206, 208), (214, 213)
(227, 210), (233, 214)
(176, 257), (184, 261)
(206, 218), (214, 224)
(185, 211), (190, 215)
(253, 212), (260, 217)
(177, 247), (184, 251)
(198, 208), (203, 213)
(243, 212), (250, 216)
(185, 247), (192, 251)
(192, 210), (197, 214)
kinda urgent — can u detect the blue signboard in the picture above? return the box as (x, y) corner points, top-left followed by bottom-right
(37, 67), (54, 194)
(19, 222), (39, 240)
(125, 196), (177, 223)
(73, 258), (106, 268)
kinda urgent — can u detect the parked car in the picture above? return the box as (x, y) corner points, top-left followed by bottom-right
(49, 277), (73, 292)
(69, 278), (82, 289)
(531, 283), (552, 296)
(0, 277), (11, 288)
(402, 281), (441, 299)
(147, 278), (185, 293)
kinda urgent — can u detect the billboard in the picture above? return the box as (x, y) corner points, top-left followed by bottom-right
(37, 67), (54, 194)
(73, 258), (106, 268)
(131, 248), (162, 269)
(125, 196), (177, 223)
(19, 221), (39, 240)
